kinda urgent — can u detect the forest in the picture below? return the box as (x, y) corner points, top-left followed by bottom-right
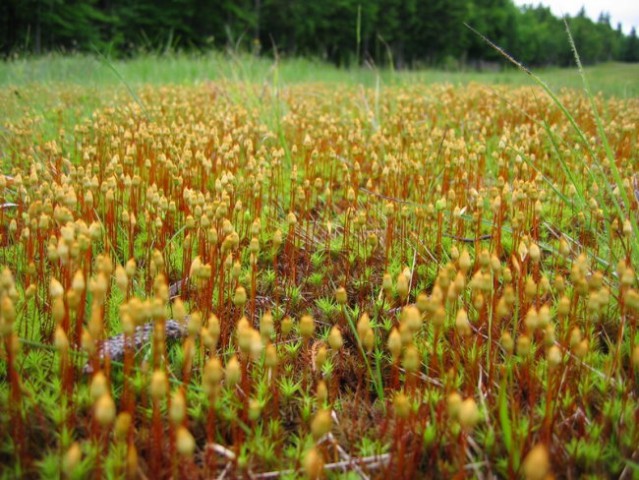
(1, 0), (638, 67)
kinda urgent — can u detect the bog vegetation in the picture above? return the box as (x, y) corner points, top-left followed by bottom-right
(1, 59), (639, 479)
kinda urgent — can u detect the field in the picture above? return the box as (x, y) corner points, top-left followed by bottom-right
(1, 55), (639, 479)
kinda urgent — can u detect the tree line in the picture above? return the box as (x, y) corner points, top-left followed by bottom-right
(2, 0), (638, 66)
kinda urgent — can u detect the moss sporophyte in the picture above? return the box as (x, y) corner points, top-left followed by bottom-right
(1, 79), (638, 478)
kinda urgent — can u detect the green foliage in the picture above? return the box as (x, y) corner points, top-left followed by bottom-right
(1, 0), (637, 67)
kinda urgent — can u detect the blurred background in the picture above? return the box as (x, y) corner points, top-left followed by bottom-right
(1, 0), (638, 68)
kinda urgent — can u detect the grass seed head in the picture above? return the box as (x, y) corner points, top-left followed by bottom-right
(458, 398), (480, 431)
(81, 328), (95, 355)
(94, 393), (116, 427)
(316, 380), (328, 405)
(149, 370), (168, 401)
(72, 269), (86, 294)
(173, 298), (187, 322)
(447, 392), (462, 419)
(382, 273), (392, 295)
(272, 229), (283, 250)
(455, 308), (471, 336)
(416, 293), (429, 313)
(311, 409), (332, 440)
(478, 249), (490, 268)
(543, 325), (556, 347)
(402, 305), (422, 333)
(66, 289), (80, 309)
(538, 305), (550, 328)
(557, 296), (571, 316)
(459, 249), (472, 273)
(393, 392), (411, 418)
(625, 290), (639, 311)
(362, 328), (375, 352)
(529, 243), (541, 263)
(249, 398), (262, 421)
(260, 311), (275, 340)
(176, 426), (196, 456)
(496, 297), (509, 320)
(187, 312), (202, 336)
(432, 305), (446, 328)
(225, 356), (241, 387)
(237, 317), (252, 352)
(328, 326), (343, 351)
(547, 346), (562, 369)
(249, 329), (263, 360)
(90, 372), (108, 401)
(517, 335), (532, 357)
(356, 312), (370, 339)
(632, 346), (639, 369)
(170, 389), (186, 424)
(54, 325), (69, 352)
(452, 272), (466, 296)
(388, 327), (402, 361)
(50, 278), (64, 298)
(500, 332), (514, 355)
(281, 316), (293, 336)
(574, 339), (589, 359)
(473, 292), (485, 310)
(525, 277), (537, 300)
(303, 447), (324, 479)
(621, 267), (635, 287)
(315, 345), (328, 371)
(51, 297), (66, 324)
(335, 286), (347, 305)
(265, 343), (278, 367)
(399, 322), (413, 345)
(114, 412), (132, 440)
(522, 444), (550, 480)
(525, 307), (539, 331)
(114, 265), (127, 292)
(207, 314), (220, 336)
(62, 442), (82, 475)
(233, 286), (247, 307)
(403, 345), (420, 373)
(300, 314), (315, 340)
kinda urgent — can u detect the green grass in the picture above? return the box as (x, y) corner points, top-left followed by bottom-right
(1, 52), (637, 97)
(1, 53), (635, 148)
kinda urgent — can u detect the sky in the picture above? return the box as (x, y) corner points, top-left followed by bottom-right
(512, 1), (639, 35)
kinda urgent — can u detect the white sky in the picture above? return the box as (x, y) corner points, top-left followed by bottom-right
(512, 1), (638, 35)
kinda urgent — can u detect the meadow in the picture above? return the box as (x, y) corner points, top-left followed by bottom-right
(1, 54), (639, 479)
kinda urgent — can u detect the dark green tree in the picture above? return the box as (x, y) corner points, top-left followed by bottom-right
(624, 27), (639, 62)
(515, 5), (570, 66)
(2, 0), (638, 65)
(408, 0), (468, 66)
(465, 0), (520, 65)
